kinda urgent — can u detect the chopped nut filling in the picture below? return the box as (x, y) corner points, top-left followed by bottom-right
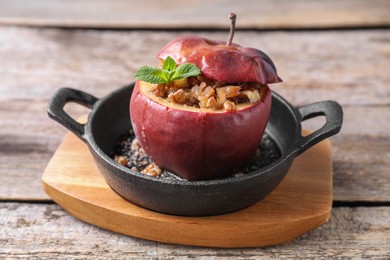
(141, 162), (162, 177)
(114, 155), (128, 166)
(223, 100), (236, 111)
(148, 76), (264, 111)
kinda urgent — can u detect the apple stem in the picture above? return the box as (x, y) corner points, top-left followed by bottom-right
(226, 13), (236, 46)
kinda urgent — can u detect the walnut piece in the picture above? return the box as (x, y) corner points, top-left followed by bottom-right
(141, 163), (162, 177)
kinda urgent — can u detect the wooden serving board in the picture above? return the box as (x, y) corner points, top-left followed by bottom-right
(42, 130), (333, 248)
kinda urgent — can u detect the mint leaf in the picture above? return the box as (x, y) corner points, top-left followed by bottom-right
(134, 56), (201, 84)
(134, 66), (166, 84)
(172, 63), (201, 80)
(162, 56), (177, 71)
(162, 56), (178, 82)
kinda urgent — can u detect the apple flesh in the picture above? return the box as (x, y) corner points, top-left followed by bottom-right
(130, 80), (272, 180)
(158, 35), (282, 85)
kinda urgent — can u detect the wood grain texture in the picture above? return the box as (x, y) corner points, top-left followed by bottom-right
(41, 131), (332, 247)
(0, 10), (388, 257)
(0, 27), (389, 202)
(0, 101), (389, 202)
(0, 0), (389, 29)
(0, 203), (389, 258)
(0, 27), (388, 105)
(0, 99), (64, 200)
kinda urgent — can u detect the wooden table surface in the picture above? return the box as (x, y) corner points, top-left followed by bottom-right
(0, 1), (389, 258)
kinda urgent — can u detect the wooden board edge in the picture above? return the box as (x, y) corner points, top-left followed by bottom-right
(42, 178), (333, 248)
(40, 129), (334, 248)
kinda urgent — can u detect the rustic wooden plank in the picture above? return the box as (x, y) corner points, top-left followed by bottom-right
(0, 27), (388, 106)
(0, 27), (389, 201)
(0, 203), (389, 258)
(0, 99), (66, 201)
(303, 103), (390, 202)
(0, 0), (389, 29)
(0, 98), (389, 202)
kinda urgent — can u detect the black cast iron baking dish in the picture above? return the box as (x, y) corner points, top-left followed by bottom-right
(48, 83), (343, 216)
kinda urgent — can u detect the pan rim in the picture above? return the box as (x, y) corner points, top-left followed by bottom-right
(84, 83), (301, 187)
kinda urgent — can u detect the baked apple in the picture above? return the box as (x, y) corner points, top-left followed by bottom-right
(130, 14), (281, 180)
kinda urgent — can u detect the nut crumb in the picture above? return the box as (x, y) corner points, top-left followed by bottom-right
(114, 155), (128, 166)
(223, 100), (236, 111)
(206, 96), (217, 108)
(140, 159), (149, 166)
(141, 163), (162, 177)
(131, 138), (140, 151)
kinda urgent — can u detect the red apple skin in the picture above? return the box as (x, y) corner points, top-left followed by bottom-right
(157, 35), (282, 84)
(130, 80), (272, 181)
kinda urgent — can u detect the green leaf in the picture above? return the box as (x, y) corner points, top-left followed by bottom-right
(162, 56), (177, 71)
(134, 66), (166, 84)
(172, 63), (201, 80)
(134, 56), (201, 84)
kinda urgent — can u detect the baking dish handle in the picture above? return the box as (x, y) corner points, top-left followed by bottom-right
(295, 100), (343, 155)
(47, 87), (98, 142)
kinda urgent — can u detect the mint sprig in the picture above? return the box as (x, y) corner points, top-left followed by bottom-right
(135, 56), (201, 84)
